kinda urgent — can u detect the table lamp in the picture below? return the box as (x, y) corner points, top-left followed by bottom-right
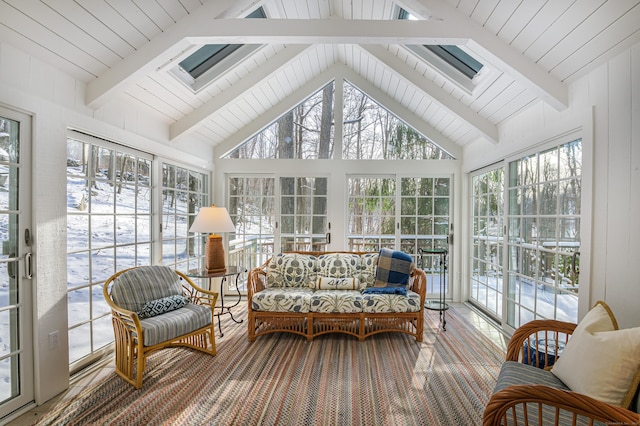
(189, 205), (236, 273)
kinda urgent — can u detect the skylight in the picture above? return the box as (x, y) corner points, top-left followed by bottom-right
(396, 7), (484, 80)
(171, 7), (266, 92)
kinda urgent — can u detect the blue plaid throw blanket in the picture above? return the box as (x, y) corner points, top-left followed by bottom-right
(362, 248), (413, 296)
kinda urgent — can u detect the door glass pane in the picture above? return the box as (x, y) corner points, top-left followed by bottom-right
(162, 163), (209, 273)
(506, 139), (581, 328)
(227, 177), (275, 291)
(470, 167), (504, 319)
(0, 115), (23, 406)
(347, 177), (396, 252)
(279, 177), (328, 252)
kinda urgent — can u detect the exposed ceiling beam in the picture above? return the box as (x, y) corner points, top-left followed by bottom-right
(170, 44), (313, 141)
(360, 44), (498, 144)
(185, 18), (567, 111)
(405, 0), (569, 111)
(85, 0), (253, 108)
(186, 19), (468, 44)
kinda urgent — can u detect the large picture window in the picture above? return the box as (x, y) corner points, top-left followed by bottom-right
(162, 163), (209, 273)
(66, 133), (152, 365)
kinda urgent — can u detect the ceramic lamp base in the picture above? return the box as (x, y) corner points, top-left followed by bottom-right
(205, 234), (227, 274)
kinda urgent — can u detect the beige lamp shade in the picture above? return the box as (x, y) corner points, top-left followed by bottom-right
(189, 206), (236, 273)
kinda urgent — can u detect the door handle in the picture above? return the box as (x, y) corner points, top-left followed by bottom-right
(24, 252), (33, 279)
(325, 232), (331, 244)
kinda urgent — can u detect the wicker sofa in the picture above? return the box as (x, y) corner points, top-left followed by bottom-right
(247, 251), (427, 342)
(483, 301), (640, 426)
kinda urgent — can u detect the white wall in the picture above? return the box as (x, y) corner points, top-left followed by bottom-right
(463, 42), (640, 329)
(0, 41), (214, 405)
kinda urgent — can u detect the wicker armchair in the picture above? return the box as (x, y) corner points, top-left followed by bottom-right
(103, 266), (218, 389)
(483, 318), (640, 426)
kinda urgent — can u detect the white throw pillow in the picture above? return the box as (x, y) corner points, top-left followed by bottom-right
(551, 301), (640, 408)
(316, 276), (359, 290)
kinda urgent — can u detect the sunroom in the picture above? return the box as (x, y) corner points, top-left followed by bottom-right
(0, 0), (638, 422)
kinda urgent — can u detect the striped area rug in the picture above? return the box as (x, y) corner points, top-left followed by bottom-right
(36, 304), (504, 425)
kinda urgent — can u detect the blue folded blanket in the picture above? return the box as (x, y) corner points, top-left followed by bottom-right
(374, 248), (413, 288)
(362, 287), (407, 296)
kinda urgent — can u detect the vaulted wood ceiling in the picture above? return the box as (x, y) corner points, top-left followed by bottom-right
(1, 0), (638, 156)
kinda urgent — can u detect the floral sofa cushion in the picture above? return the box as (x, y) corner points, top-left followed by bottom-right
(362, 290), (421, 313)
(310, 290), (363, 313)
(266, 253), (317, 288)
(358, 253), (379, 288)
(251, 288), (313, 313)
(317, 253), (363, 288)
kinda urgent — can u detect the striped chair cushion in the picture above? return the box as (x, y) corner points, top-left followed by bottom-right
(111, 266), (183, 313)
(492, 361), (596, 426)
(139, 303), (211, 347)
(493, 361), (570, 394)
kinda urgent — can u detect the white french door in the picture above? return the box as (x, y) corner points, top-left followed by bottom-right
(227, 175), (329, 284)
(0, 107), (34, 419)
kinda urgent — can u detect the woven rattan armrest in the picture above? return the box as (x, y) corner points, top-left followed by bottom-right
(408, 268), (427, 307)
(506, 319), (577, 367)
(247, 267), (267, 300)
(483, 384), (640, 426)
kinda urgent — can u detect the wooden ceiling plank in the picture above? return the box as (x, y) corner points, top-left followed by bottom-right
(155, 0), (189, 23)
(469, 0), (502, 27)
(522, 0), (607, 62)
(482, 0), (522, 36)
(506, 0), (571, 49)
(132, 0), (176, 30)
(104, 0), (163, 41)
(42, 0), (134, 59)
(5, 0), (122, 66)
(75, 0), (149, 49)
(538, 2), (640, 73)
(0, 21), (93, 81)
(552, 6), (640, 81)
(0, 2), (107, 77)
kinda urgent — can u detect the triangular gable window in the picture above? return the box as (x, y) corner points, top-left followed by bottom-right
(224, 81), (335, 159)
(342, 81), (453, 160)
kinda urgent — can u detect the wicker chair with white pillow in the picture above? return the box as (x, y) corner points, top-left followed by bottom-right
(103, 266), (218, 389)
(483, 301), (640, 426)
